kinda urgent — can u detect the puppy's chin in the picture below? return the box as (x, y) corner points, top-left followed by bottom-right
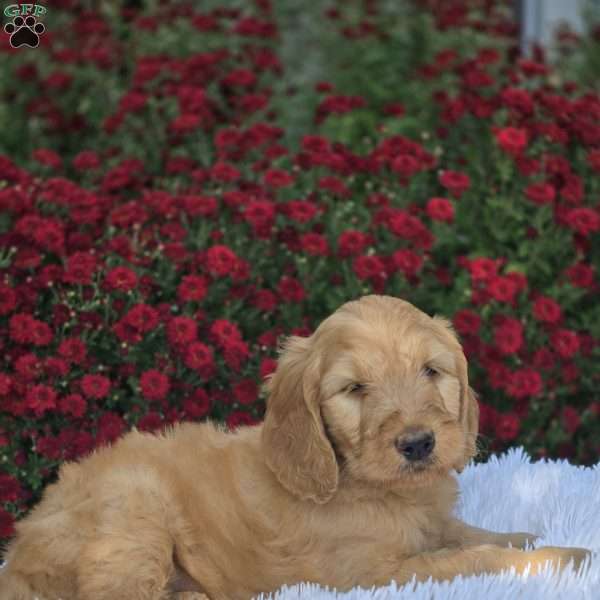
(397, 459), (446, 486)
(347, 454), (450, 489)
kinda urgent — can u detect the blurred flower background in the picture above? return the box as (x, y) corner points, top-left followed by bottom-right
(0, 0), (599, 542)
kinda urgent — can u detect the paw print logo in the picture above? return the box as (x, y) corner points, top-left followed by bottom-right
(4, 15), (45, 48)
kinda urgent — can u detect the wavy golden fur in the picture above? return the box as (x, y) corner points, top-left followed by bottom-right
(0, 295), (589, 599)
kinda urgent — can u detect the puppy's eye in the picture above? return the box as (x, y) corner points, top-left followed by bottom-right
(347, 383), (366, 394)
(423, 366), (439, 378)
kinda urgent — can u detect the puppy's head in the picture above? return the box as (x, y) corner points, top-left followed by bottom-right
(262, 295), (479, 503)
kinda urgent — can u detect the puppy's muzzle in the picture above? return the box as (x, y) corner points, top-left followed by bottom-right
(395, 432), (435, 461)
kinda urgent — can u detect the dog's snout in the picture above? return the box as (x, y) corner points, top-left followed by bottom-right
(395, 432), (435, 461)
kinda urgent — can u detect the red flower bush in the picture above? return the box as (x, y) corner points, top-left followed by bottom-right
(0, 0), (599, 543)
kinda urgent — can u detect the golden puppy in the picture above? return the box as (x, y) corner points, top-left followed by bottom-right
(0, 295), (590, 599)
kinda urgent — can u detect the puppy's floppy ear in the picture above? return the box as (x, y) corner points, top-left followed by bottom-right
(459, 386), (480, 471)
(261, 335), (338, 503)
(435, 315), (479, 472)
(454, 355), (480, 472)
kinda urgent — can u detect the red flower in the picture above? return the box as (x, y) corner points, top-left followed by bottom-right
(532, 348), (555, 370)
(0, 472), (21, 502)
(391, 249), (423, 278)
(532, 296), (562, 324)
(63, 252), (98, 285)
(495, 127), (528, 156)
(58, 338), (88, 365)
(177, 275), (208, 302)
(0, 283), (17, 315)
(205, 245), (238, 277)
(95, 412), (126, 445)
(466, 257), (499, 282)
(337, 230), (371, 257)
(15, 353), (42, 380)
(383, 102), (405, 117)
(387, 211), (424, 240)
(495, 412), (520, 442)
(260, 357), (278, 380)
(184, 342), (215, 378)
(0, 373), (13, 396)
(316, 94), (366, 122)
(29, 319), (53, 346)
(183, 389), (211, 420)
(565, 263), (595, 288)
(353, 255), (386, 281)
(506, 368), (543, 399)
(439, 170), (470, 198)
(210, 319), (243, 347)
(124, 304), (159, 333)
(166, 316), (198, 346)
(104, 266), (137, 292)
(6, 313), (42, 350)
(501, 88), (534, 115)
(36, 434), (61, 460)
(252, 289), (278, 312)
(426, 197), (454, 223)
(277, 276), (305, 303)
(0, 507), (15, 538)
(486, 275), (519, 303)
(390, 154), (421, 179)
(45, 357), (69, 378)
(210, 162), (240, 182)
(32, 219), (65, 253)
(223, 339), (250, 371)
(72, 150), (100, 170)
(319, 176), (349, 197)
(561, 406), (581, 434)
(300, 232), (329, 256)
(565, 208), (600, 237)
(33, 148), (62, 169)
(283, 200), (318, 223)
(9, 313), (35, 344)
(81, 374), (111, 399)
(140, 369), (170, 401)
(551, 329), (580, 359)
(233, 379), (258, 405)
(26, 384), (57, 416)
(137, 411), (165, 432)
(560, 174), (583, 204)
(169, 114), (201, 134)
(181, 195), (218, 218)
(263, 169), (294, 188)
(453, 309), (481, 336)
(58, 393), (87, 418)
(302, 135), (330, 153)
(525, 182), (555, 205)
(222, 68), (256, 87)
(587, 149), (600, 172)
(226, 410), (258, 430)
(493, 317), (524, 355)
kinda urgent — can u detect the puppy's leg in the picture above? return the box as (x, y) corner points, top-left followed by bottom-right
(0, 504), (86, 599)
(444, 518), (538, 549)
(0, 568), (39, 600)
(394, 544), (591, 584)
(77, 487), (176, 600)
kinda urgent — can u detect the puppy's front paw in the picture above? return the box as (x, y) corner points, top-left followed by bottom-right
(533, 546), (592, 572)
(506, 532), (539, 549)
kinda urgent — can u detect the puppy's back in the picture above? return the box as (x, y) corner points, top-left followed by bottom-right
(0, 421), (239, 599)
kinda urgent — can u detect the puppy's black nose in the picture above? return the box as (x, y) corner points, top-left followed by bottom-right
(395, 432), (435, 461)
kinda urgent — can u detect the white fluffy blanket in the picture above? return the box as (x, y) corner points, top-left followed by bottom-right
(262, 448), (599, 600)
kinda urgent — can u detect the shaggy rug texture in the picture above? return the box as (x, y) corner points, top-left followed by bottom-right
(260, 448), (599, 599)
